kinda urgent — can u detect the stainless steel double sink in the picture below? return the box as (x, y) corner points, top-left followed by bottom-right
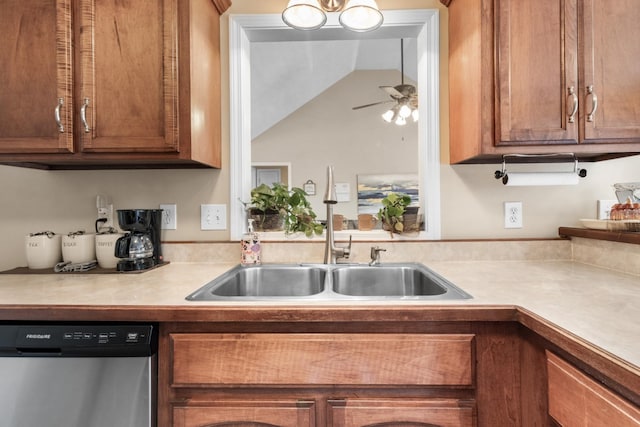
(186, 263), (472, 301)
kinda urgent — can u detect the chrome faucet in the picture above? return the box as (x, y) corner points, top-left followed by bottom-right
(369, 246), (386, 266)
(323, 166), (351, 264)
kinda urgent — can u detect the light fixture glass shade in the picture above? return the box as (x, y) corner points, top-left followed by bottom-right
(339, 0), (383, 32)
(411, 109), (419, 122)
(381, 109), (394, 123)
(395, 115), (407, 126)
(398, 104), (412, 119)
(282, 0), (327, 30)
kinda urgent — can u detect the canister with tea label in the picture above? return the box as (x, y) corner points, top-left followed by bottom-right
(25, 231), (62, 269)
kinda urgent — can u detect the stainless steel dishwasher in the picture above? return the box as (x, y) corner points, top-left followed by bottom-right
(0, 323), (157, 427)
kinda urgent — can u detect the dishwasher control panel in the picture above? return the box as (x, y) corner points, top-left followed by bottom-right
(0, 324), (156, 357)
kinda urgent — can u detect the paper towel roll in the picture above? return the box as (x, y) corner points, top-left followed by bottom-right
(502, 172), (579, 186)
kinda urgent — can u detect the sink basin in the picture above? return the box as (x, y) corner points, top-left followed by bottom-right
(186, 263), (472, 301)
(185, 264), (326, 300)
(332, 264), (472, 299)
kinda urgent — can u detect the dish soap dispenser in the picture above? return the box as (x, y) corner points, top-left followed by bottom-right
(241, 219), (261, 265)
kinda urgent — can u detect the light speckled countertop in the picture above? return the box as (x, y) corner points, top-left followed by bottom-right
(0, 258), (638, 374)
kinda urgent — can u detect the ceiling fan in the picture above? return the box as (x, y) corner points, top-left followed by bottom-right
(352, 39), (419, 125)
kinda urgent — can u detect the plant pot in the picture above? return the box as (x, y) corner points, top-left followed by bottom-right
(249, 209), (284, 231)
(402, 213), (422, 232)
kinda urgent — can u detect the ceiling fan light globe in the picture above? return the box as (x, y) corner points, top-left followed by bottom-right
(398, 104), (412, 119)
(395, 116), (407, 126)
(411, 109), (419, 122)
(339, 0), (383, 32)
(283, 0), (327, 30)
(381, 109), (395, 123)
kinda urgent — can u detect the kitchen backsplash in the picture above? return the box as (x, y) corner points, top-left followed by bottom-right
(163, 239), (573, 264)
(162, 238), (640, 277)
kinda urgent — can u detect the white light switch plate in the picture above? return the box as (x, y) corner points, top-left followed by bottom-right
(201, 204), (226, 230)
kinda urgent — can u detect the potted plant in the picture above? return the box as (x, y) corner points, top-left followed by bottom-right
(377, 192), (412, 236)
(247, 183), (323, 237)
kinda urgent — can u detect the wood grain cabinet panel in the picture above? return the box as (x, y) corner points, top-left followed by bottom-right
(170, 333), (475, 387)
(448, 0), (640, 163)
(0, 0), (73, 154)
(173, 400), (316, 427)
(327, 398), (475, 427)
(77, 0), (179, 154)
(580, 0), (640, 143)
(495, 0), (579, 146)
(547, 351), (640, 426)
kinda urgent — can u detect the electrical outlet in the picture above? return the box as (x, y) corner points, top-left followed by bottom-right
(160, 204), (177, 230)
(504, 201), (523, 228)
(597, 199), (617, 220)
(201, 204), (227, 230)
(96, 195), (114, 230)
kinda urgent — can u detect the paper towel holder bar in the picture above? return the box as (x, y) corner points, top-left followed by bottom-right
(494, 153), (588, 185)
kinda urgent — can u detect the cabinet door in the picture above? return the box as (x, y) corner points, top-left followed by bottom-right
(77, 0), (178, 153)
(580, 0), (640, 143)
(495, 0), (579, 146)
(173, 400), (315, 427)
(327, 399), (474, 427)
(0, 0), (73, 154)
(547, 351), (640, 426)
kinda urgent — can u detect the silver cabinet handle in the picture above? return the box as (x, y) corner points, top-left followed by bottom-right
(586, 85), (598, 122)
(80, 97), (91, 132)
(567, 86), (578, 124)
(54, 98), (64, 133)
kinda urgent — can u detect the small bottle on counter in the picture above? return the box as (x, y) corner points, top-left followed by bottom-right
(240, 219), (261, 265)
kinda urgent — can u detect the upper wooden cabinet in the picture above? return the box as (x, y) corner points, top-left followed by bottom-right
(0, 1), (73, 155)
(447, 0), (640, 163)
(0, 0), (231, 169)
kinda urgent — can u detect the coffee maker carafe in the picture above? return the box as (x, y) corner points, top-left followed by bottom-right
(114, 209), (163, 271)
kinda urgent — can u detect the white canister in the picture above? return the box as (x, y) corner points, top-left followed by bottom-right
(62, 232), (96, 264)
(25, 232), (62, 269)
(95, 232), (123, 269)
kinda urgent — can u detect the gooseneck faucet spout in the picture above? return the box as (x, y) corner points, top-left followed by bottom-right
(323, 166), (351, 264)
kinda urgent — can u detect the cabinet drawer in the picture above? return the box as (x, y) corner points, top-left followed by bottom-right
(171, 333), (474, 387)
(547, 351), (640, 426)
(327, 398), (474, 427)
(173, 399), (315, 427)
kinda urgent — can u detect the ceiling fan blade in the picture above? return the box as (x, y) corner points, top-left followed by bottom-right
(380, 85), (404, 98)
(352, 100), (393, 110)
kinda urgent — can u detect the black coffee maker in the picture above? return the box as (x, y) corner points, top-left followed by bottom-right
(114, 209), (163, 272)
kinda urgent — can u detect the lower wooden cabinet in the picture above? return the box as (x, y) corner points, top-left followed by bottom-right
(166, 332), (476, 426)
(547, 351), (640, 426)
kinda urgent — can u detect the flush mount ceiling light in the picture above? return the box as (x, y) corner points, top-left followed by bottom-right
(282, 0), (383, 32)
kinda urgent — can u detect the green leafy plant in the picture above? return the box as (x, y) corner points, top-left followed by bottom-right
(248, 183), (323, 237)
(377, 192), (412, 236)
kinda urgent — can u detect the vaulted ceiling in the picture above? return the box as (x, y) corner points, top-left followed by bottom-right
(250, 38), (418, 139)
